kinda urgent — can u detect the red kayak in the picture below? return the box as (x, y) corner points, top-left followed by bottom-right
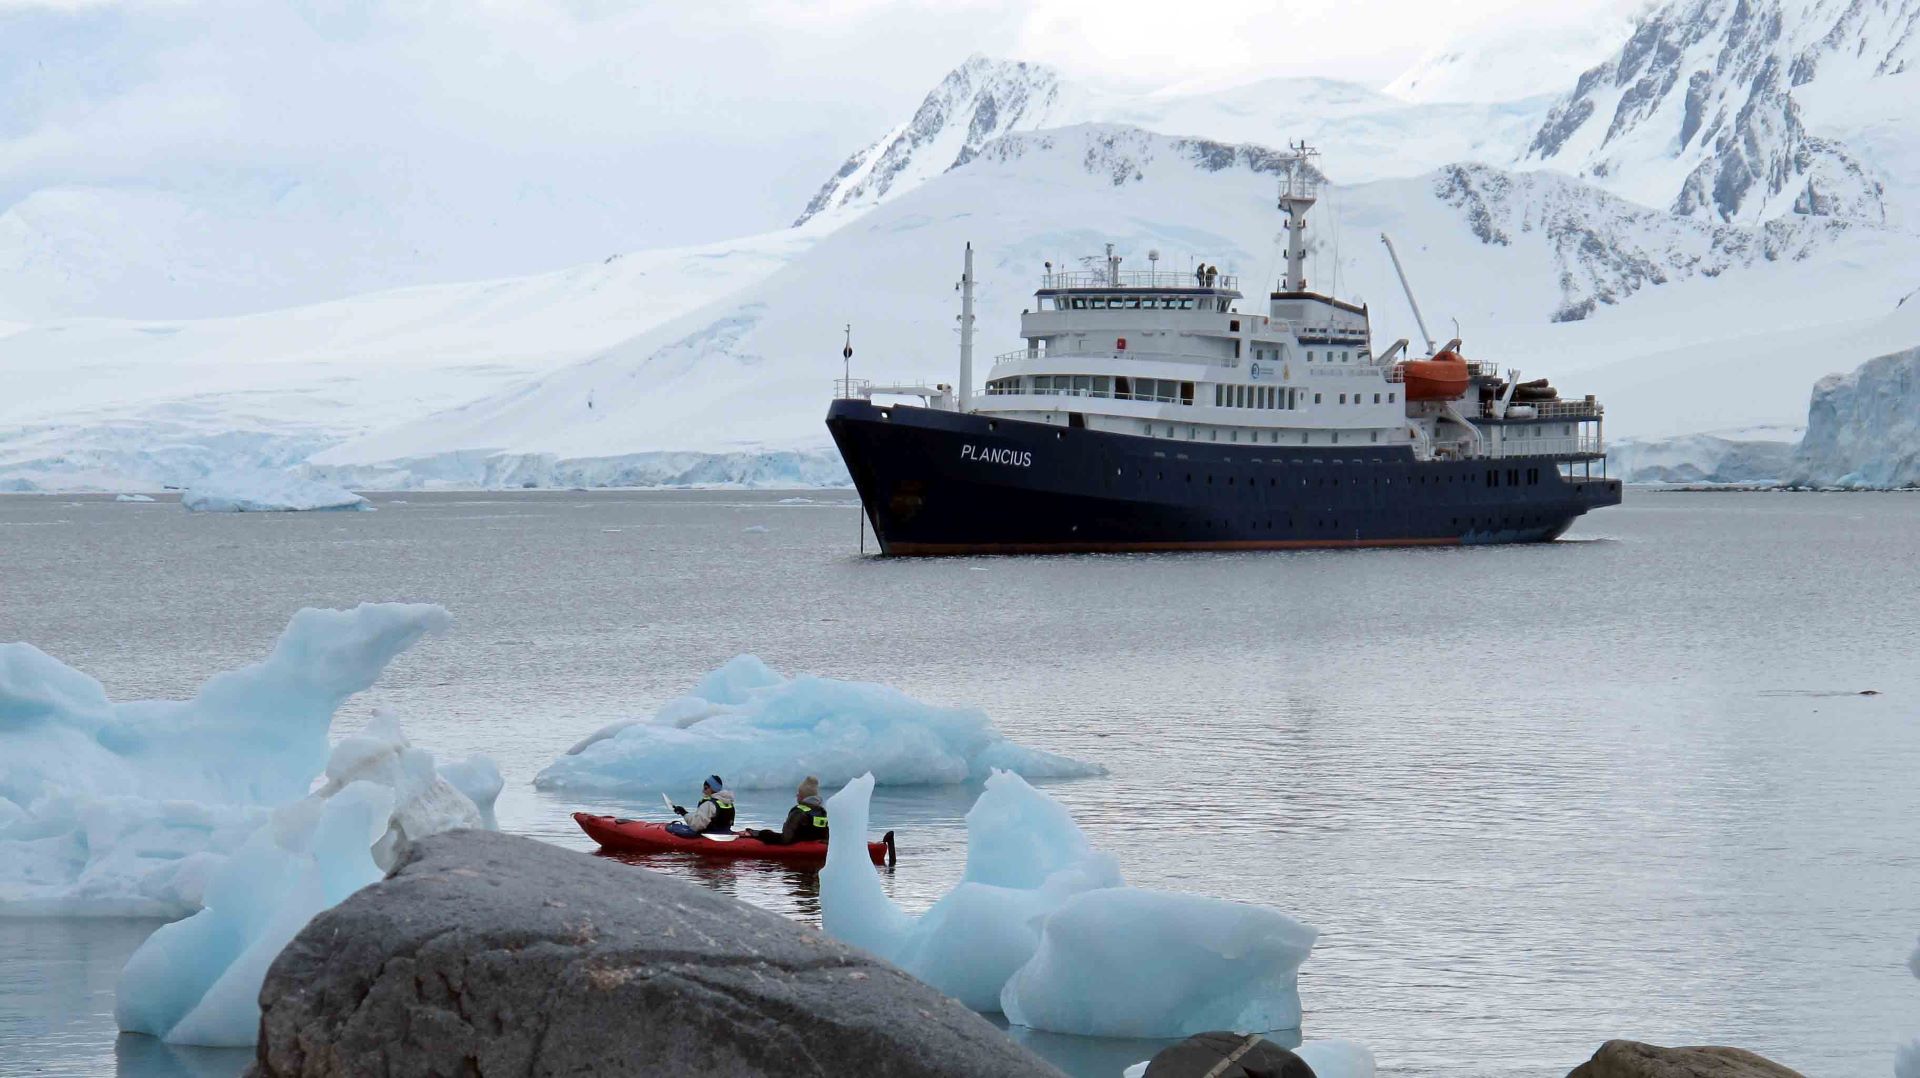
(573, 813), (895, 866)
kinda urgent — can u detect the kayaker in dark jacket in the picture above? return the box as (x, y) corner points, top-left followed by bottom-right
(749, 776), (829, 845)
(667, 775), (735, 837)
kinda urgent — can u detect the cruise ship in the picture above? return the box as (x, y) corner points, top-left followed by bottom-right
(826, 145), (1621, 555)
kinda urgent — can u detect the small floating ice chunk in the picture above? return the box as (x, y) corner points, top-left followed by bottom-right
(115, 494), (156, 502)
(743, 524), (770, 533)
(534, 655), (1102, 793)
(823, 771), (1318, 1038)
(1294, 1040), (1377, 1078)
(1003, 888), (1317, 1038)
(182, 471), (367, 513)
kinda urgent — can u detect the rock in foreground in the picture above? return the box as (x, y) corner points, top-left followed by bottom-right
(1568, 1040), (1806, 1078)
(252, 829), (1062, 1078)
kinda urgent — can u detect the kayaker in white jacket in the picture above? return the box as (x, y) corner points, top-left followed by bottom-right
(668, 775), (735, 837)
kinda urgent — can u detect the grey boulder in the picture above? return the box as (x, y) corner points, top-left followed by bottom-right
(251, 829), (1062, 1078)
(1568, 1040), (1807, 1078)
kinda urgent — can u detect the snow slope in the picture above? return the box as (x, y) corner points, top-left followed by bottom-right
(0, 228), (818, 491)
(313, 123), (1920, 482)
(1384, 2), (1647, 104)
(1526, 0), (1920, 226)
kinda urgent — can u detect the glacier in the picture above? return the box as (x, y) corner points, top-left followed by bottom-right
(533, 655), (1102, 795)
(181, 471), (368, 512)
(115, 709), (493, 1047)
(0, 602), (451, 916)
(1609, 428), (1801, 486)
(820, 772), (1318, 1038)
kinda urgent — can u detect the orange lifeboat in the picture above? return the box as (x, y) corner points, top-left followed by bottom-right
(1399, 349), (1471, 402)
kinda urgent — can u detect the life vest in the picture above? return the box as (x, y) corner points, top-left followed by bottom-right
(699, 795), (735, 833)
(796, 802), (828, 839)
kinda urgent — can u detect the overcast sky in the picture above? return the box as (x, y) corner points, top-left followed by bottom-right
(0, 0), (1644, 276)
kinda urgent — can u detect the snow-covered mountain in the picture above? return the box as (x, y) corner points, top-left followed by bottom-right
(1526, 0), (1920, 226)
(795, 55), (1550, 226)
(304, 124), (1920, 489)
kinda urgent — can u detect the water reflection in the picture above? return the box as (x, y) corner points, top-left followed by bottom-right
(114, 1035), (250, 1078)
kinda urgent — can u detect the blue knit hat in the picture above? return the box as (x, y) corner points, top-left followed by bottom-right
(705, 774), (724, 791)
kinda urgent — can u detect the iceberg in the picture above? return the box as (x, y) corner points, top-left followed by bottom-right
(823, 771), (1317, 1037)
(181, 471), (368, 512)
(115, 781), (393, 1046)
(535, 654), (1102, 794)
(0, 603), (450, 916)
(114, 493), (156, 502)
(822, 771), (1121, 1010)
(1002, 887), (1317, 1038)
(115, 710), (491, 1046)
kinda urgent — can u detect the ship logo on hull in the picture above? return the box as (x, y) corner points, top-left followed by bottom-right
(960, 443), (1033, 468)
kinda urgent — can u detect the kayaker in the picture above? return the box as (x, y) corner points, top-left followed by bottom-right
(747, 776), (829, 845)
(667, 775), (735, 837)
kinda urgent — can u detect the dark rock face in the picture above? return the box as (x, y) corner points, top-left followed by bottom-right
(252, 830), (1062, 1078)
(1568, 1039), (1807, 1078)
(1143, 1032), (1315, 1078)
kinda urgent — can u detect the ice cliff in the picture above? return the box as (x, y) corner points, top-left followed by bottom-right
(534, 655), (1102, 794)
(1789, 345), (1920, 488)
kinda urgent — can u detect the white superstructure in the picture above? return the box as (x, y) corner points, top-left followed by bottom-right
(861, 144), (1607, 464)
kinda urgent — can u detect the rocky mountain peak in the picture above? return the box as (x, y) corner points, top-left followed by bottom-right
(792, 55), (1066, 226)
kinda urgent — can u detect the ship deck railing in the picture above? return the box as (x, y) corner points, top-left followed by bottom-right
(1040, 270), (1239, 291)
(1479, 398), (1603, 420)
(992, 347), (1217, 366)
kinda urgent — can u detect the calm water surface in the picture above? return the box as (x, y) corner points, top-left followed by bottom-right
(1, 490), (1916, 1077)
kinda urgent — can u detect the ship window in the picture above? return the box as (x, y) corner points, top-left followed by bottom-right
(1126, 298), (1141, 309)
(1332, 433), (1340, 444)
(1370, 432), (1379, 443)
(1178, 298), (1194, 310)
(1181, 382), (1195, 405)
(1306, 351), (1314, 362)
(1314, 393), (1322, 404)
(1389, 393), (1396, 403)
(1373, 393), (1381, 404)
(1270, 431), (1279, 443)
(1073, 375), (1092, 394)
(1071, 298), (1087, 309)
(1230, 320), (1241, 332)
(1214, 385), (1222, 406)
(1230, 430), (1238, 442)
(1338, 394), (1346, 404)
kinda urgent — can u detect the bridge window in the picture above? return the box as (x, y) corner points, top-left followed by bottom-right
(1314, 393), (1322, 404)
(1388, 393), (1396, 403)
(1338, 394), (1346, 404)
(1070, 298), (1087, 309)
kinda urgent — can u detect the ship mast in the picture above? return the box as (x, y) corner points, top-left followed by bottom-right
(1277, 142), (1320, 293)
(958, 243), (975, 413)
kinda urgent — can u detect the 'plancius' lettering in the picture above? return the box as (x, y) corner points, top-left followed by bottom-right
(960, 443), (1033, 468)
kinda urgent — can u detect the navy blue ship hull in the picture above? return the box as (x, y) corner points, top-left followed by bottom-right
(826, 399), (1621, 555)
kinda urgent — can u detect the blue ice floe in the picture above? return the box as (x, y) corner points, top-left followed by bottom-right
(821, 772), (1323, 1042)
(534, 655), (1102, 793)
(0, 604), (494, 918)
